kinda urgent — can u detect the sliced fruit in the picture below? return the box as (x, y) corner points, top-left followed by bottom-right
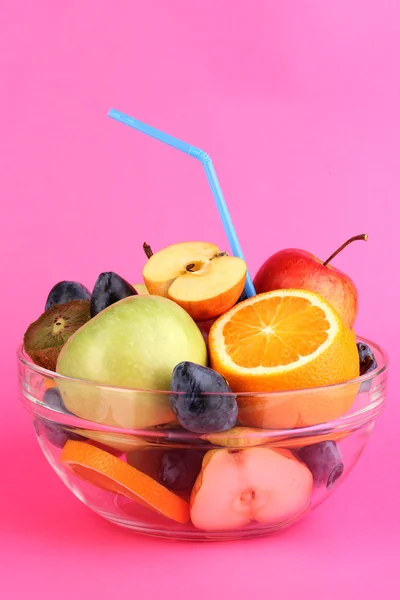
(61, 440), (190, 524)
(201, 427), (268, 448)
(208, 289), (359, 428)
(24, 300), (91, 372)
(190, 447), (313, 532)
(202, 427), (350, 450)
(142, 241), (247, 321)
(143, 241), (218, 297)
(82, 441), (124, 457)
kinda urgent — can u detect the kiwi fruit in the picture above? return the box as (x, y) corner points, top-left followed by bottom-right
(23, 300), (91, 372)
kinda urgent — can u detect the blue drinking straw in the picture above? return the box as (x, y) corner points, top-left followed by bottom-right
(108, 108), (256, 299)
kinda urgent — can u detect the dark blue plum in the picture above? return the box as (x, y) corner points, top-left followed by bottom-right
(43, 387), (71, 413)
(45, 281), (91, 311)
(357, 343), (377, 376)
(41, 422), (70, 448)
(40, 387), (83, 448)
(90, 272), (138, 317)
(35, 420), (84, 449)
(159, 449), (204, 491)
(170, 362), (238, 433)
(357, 343), (378, 392)
(127, 447), (204, 491)
(298, 440), (344, 489)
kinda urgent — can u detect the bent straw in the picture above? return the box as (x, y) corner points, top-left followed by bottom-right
(108, 108), (256, 298)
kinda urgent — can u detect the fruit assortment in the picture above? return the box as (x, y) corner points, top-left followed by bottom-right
(23, 236), (379, 532)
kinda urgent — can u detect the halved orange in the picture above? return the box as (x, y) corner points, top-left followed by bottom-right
(61, 440), (190, 524)
(208, 289), (359, 428)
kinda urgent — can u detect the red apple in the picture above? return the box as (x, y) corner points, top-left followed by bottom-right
(253, 234), (367, 329)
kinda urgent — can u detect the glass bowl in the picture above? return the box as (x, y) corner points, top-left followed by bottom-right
(17, 337), (388, 541)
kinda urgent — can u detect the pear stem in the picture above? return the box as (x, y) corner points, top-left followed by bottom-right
(143, 242), (153, 259)
(323, 234), (368, 267)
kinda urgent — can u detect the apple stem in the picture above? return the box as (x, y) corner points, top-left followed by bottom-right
(143, 242), (153, 259)
(323, 234), (368, 267)
(186, 263), (195, 272)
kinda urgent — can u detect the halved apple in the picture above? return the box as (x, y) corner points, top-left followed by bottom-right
(190, 448), (313, 532)
(143, 242), (247, 321)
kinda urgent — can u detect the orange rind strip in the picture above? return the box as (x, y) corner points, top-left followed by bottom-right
(61, 440), (190, 524)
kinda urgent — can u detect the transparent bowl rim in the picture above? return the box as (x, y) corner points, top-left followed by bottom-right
(17, 336), (389, 441)
(17, 336), (388, 396)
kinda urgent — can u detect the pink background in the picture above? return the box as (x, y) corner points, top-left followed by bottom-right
(1, 1), (399, 598)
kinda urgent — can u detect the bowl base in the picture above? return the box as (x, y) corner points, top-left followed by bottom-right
(90, 505), (304, 542)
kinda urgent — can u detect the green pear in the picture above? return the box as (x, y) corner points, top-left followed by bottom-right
(56, 295), (207, 429)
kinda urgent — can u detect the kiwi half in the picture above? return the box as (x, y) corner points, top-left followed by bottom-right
(23, 300), (91, 372)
